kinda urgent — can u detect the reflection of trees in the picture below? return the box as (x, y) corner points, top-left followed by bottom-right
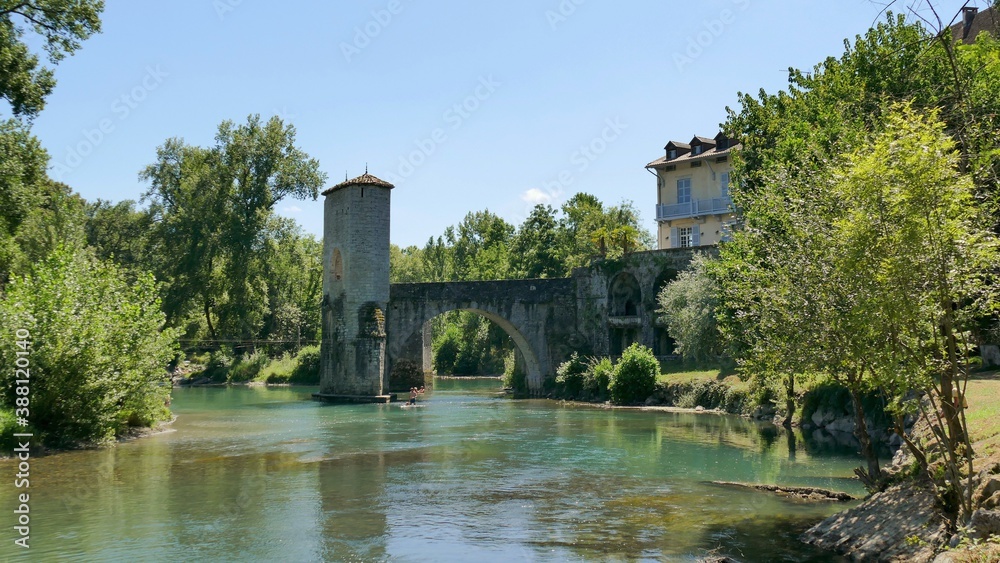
(319, 452), (389, 561)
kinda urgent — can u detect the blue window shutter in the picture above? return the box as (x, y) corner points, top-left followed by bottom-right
(670, 227), (678, 248)
(692, 225), (701, 246)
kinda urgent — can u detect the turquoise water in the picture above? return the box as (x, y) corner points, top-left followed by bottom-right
(0, 379), (859, 561)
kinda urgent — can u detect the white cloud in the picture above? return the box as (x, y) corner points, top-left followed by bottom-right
(521, 188), (553, 204)
(283, 205), (303, 213)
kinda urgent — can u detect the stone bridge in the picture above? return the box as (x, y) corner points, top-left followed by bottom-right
(385, 248), (702, 395)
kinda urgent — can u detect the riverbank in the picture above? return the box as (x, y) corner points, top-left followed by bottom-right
(800, 372), (1000, 561)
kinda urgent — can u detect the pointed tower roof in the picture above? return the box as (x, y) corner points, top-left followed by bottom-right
(322, 172), (395, 196)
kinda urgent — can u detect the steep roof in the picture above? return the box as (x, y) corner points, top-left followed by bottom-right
(321, 172), (395, 196)
(952, 6), (998, 44)
(647, 132), (740, 169)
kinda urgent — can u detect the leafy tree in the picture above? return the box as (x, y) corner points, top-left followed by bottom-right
(657, 253), (722, 364)
(12, 179), (86, 271)
(389, 244), (426, 282)
(450, 210), (514, 281)
(0, 118), (46, 283)
(0, 0), (104, 118)
(608, 343), (658, 405)
(0, 247), (179, 446)
(141, 115), (326, 341)
(510, 204), (562, 278)
(85, 199), (155, 276)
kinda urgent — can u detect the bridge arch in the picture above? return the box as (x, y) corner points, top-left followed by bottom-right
(386, 279), (576, 395)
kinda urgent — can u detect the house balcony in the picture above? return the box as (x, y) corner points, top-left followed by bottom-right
(656, 196), (732, 222)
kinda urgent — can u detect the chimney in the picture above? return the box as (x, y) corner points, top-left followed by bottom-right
(963, 6), (979, 39)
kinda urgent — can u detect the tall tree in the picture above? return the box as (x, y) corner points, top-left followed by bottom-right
(510, 204), (562, 279)
(0, 0), (104, 118)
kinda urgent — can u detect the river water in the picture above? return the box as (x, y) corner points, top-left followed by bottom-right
(0, 378), (862, 562)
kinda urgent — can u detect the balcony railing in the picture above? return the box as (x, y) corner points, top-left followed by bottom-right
(656, 196), (732, 221)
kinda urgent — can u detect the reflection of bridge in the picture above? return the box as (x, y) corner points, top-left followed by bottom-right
(385, 248), (700, 395)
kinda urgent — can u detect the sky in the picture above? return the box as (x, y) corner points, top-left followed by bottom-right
(16, 0), (988, 248)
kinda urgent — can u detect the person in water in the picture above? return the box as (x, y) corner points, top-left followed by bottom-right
(408, 387), (417, 405)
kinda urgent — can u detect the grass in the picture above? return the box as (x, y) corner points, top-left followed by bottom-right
(256, 353), (298, 383)
(656, 360), (736, 384)
(964, 371), (1000, 457)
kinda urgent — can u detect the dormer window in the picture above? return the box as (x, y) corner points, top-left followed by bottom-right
(667, 149), (677, 159)
(692, 145), (703, 155)
(717, 139), (728, 150)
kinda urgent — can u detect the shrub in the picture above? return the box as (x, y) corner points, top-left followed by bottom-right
(555, 353), (587, 398)
(201, 348), (234, 381)
(433, 325), (461, 374)
(0, 248), (178, 446)
(609, 343), (658, 405)
(584, 356), (613, 398)
(259, 352), (297, 383)
(501, 350), (526, 392)
(227, 350), (269, 383)
(289, 345), (320, 384)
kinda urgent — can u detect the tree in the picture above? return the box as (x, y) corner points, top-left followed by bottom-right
(657, 253), (722, 364)
(450, 210), (514, 281)
(0, 0), (104, 118)
(0, 118), (47, 283)
(140, 115), (327, 341)
(85, 199), (155, 277)
(0, 247), (179, 446)
(509, 204), (562, 278)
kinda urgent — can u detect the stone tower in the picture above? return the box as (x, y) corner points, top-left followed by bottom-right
(314, 172), (396, 403)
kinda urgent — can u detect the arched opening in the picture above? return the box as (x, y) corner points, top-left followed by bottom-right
(388, 307), (542, 394)
(608, 272), (642, 356)
(608, 272), (642, 317)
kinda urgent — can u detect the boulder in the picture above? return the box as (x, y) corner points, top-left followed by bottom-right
(969, 509), (1000, 539)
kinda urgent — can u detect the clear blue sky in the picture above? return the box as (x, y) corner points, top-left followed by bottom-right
(22, 0), (984, 247)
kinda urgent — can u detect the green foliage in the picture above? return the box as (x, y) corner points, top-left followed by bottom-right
(432, 324), (462, 374)
(501, 349), (526, 392)
(657, 253), (722, 363)
(673, 379), (750, 413)
(608, 343), (658, 405)
(584, 356), (613, 398)
(509, 204), (562, 278)
(0, 247), (178, 446)
(201, 348), (234, 382)
(0, 0), (104, 118)
(260, 346), (321, 385)
(226, 350), (269, 383)
(140, 114), (326, 341)
(555, 353), (587, 398)
(0, 119), (48, 284)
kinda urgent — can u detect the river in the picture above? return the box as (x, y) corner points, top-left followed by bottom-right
(0, 378), (862, 561)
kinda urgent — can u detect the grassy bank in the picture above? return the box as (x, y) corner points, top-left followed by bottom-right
(184, 346), (321, 385)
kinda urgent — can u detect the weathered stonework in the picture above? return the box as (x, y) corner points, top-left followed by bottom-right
(317, 171), (703, 399)
(315, 174), (395, 403)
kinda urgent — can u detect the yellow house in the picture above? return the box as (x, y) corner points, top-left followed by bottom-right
(645, 132), (739, 249)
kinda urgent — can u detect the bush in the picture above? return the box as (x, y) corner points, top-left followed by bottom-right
(433, 325), (461, 374)
(555, 353), (587, 398)
(258, 352), (297, 383)
(227, 350), (269, 383)
(584, 357), (613, 398)
(200, 348), (234, 381)
(501, 350), (526, 392)
(289, 345), (320, 384)
(609, 343), (658, 405)
(0, 248), (178, 446)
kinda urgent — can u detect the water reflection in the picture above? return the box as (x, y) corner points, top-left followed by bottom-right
(0, 382), (863, 562)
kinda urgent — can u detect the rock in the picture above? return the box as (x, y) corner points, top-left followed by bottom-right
(699, 557), (740, 563)
(802, 481), (949, 562)
(948, 533), (962, 548)
(811, 409), (827, 427)
(825, 417), (856, 434)
(644, 396), (657, 406)
(801, 421), (814, 430)
(969, 509), (1000, 539)
(695, 405), (705, 412)
(977, 476), (1000, 508)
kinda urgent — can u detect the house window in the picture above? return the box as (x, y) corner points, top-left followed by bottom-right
(677, 178), (691, 204)
(692, 145), (702, 155)
(691, 161), (702, 168)
(664, 165), (676, 172)
(667, 149), (677, 159)
(720, 172), (730, 198)
(678, 227), (693, 248)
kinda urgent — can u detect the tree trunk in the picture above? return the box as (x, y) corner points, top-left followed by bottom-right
(849, 385), (881, 489)
(783, 373), (795, 428)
